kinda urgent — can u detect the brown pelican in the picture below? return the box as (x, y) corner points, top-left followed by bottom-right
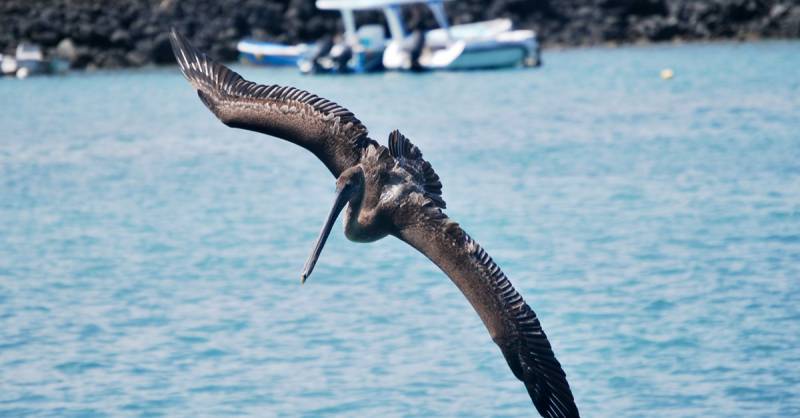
(169, 30), (579, 418)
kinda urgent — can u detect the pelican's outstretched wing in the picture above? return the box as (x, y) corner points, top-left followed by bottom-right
(169, 29), (375, 177)
(397, 208), (579, 418)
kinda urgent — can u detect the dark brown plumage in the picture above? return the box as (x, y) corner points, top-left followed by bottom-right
(170, 29), (580, 418)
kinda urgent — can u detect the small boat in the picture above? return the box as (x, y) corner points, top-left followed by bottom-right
(237, 39), (310, 66)
(316, 0), (541, 72)
(11, 43), (69, 78)
(15, 43), (48, 78)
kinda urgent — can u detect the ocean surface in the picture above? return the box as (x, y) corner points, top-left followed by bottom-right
(1, 41), (799, 417)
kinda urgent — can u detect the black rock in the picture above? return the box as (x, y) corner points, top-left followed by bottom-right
(125, 50), (148, 67)
(110, 29), (132, 47)
(72, 46), (95, 69)
(31, 29), (61, 47)
(150, 33), (174, 64)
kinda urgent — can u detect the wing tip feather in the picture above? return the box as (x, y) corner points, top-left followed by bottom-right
(169, 28), (211, 92)
(463, 232), (579, 418)
(169, 29), (375, 177)
(169, 29), (367, 131)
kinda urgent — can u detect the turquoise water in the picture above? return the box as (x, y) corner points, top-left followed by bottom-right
(1, 41), (799, 417)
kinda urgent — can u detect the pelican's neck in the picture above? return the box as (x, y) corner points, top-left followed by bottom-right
(343, 200), (359, 229)
(343, 191), (389, 243)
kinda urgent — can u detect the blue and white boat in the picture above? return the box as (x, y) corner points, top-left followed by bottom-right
(237, 39), (310, 67)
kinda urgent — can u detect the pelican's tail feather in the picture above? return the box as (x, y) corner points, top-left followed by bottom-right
(388, 130), (445, 209)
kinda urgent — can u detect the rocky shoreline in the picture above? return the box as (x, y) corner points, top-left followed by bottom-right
(2, 0), (799, 70)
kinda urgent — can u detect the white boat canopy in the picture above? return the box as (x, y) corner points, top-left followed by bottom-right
(317, 0), (451, 42)
(317, 0), (451, 11)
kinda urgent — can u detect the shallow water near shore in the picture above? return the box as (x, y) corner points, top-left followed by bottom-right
(1, 41), (799, 417)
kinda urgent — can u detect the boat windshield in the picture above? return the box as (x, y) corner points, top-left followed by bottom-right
(317, 0), (451, 42)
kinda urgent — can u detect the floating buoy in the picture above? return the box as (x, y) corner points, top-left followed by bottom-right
(660, 68), (674, 80)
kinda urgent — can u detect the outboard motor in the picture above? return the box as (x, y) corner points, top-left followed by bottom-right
(331, 44), (353, 73)
(408, 29), (426, 72)
(300, 35), (333, 74)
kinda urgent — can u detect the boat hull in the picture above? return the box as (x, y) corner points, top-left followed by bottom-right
(383, 21), (540, 72)
(442, 44), (528, 70)
(236, 39), (308, 67)
(239, 52), (303, 66)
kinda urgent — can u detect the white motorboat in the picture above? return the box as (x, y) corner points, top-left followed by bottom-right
(316, 0), (540, 71)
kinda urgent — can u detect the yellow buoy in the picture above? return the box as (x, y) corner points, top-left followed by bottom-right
(660, 68), (674, 80)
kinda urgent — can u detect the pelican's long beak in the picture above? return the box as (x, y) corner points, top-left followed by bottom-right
(300, 185), (352, 284)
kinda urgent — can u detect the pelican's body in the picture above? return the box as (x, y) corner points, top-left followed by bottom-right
(170, 30), (580, 418)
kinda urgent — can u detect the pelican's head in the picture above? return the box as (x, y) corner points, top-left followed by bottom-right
(335, 165), (366, 202)
(300, 164), (366, 283)
(300, 145), (402, 283)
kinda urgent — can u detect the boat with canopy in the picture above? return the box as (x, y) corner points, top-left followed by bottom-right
(315, 0), (540, 71)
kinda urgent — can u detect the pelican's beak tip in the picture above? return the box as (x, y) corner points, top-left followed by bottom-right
(300, 274), (307, 285)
